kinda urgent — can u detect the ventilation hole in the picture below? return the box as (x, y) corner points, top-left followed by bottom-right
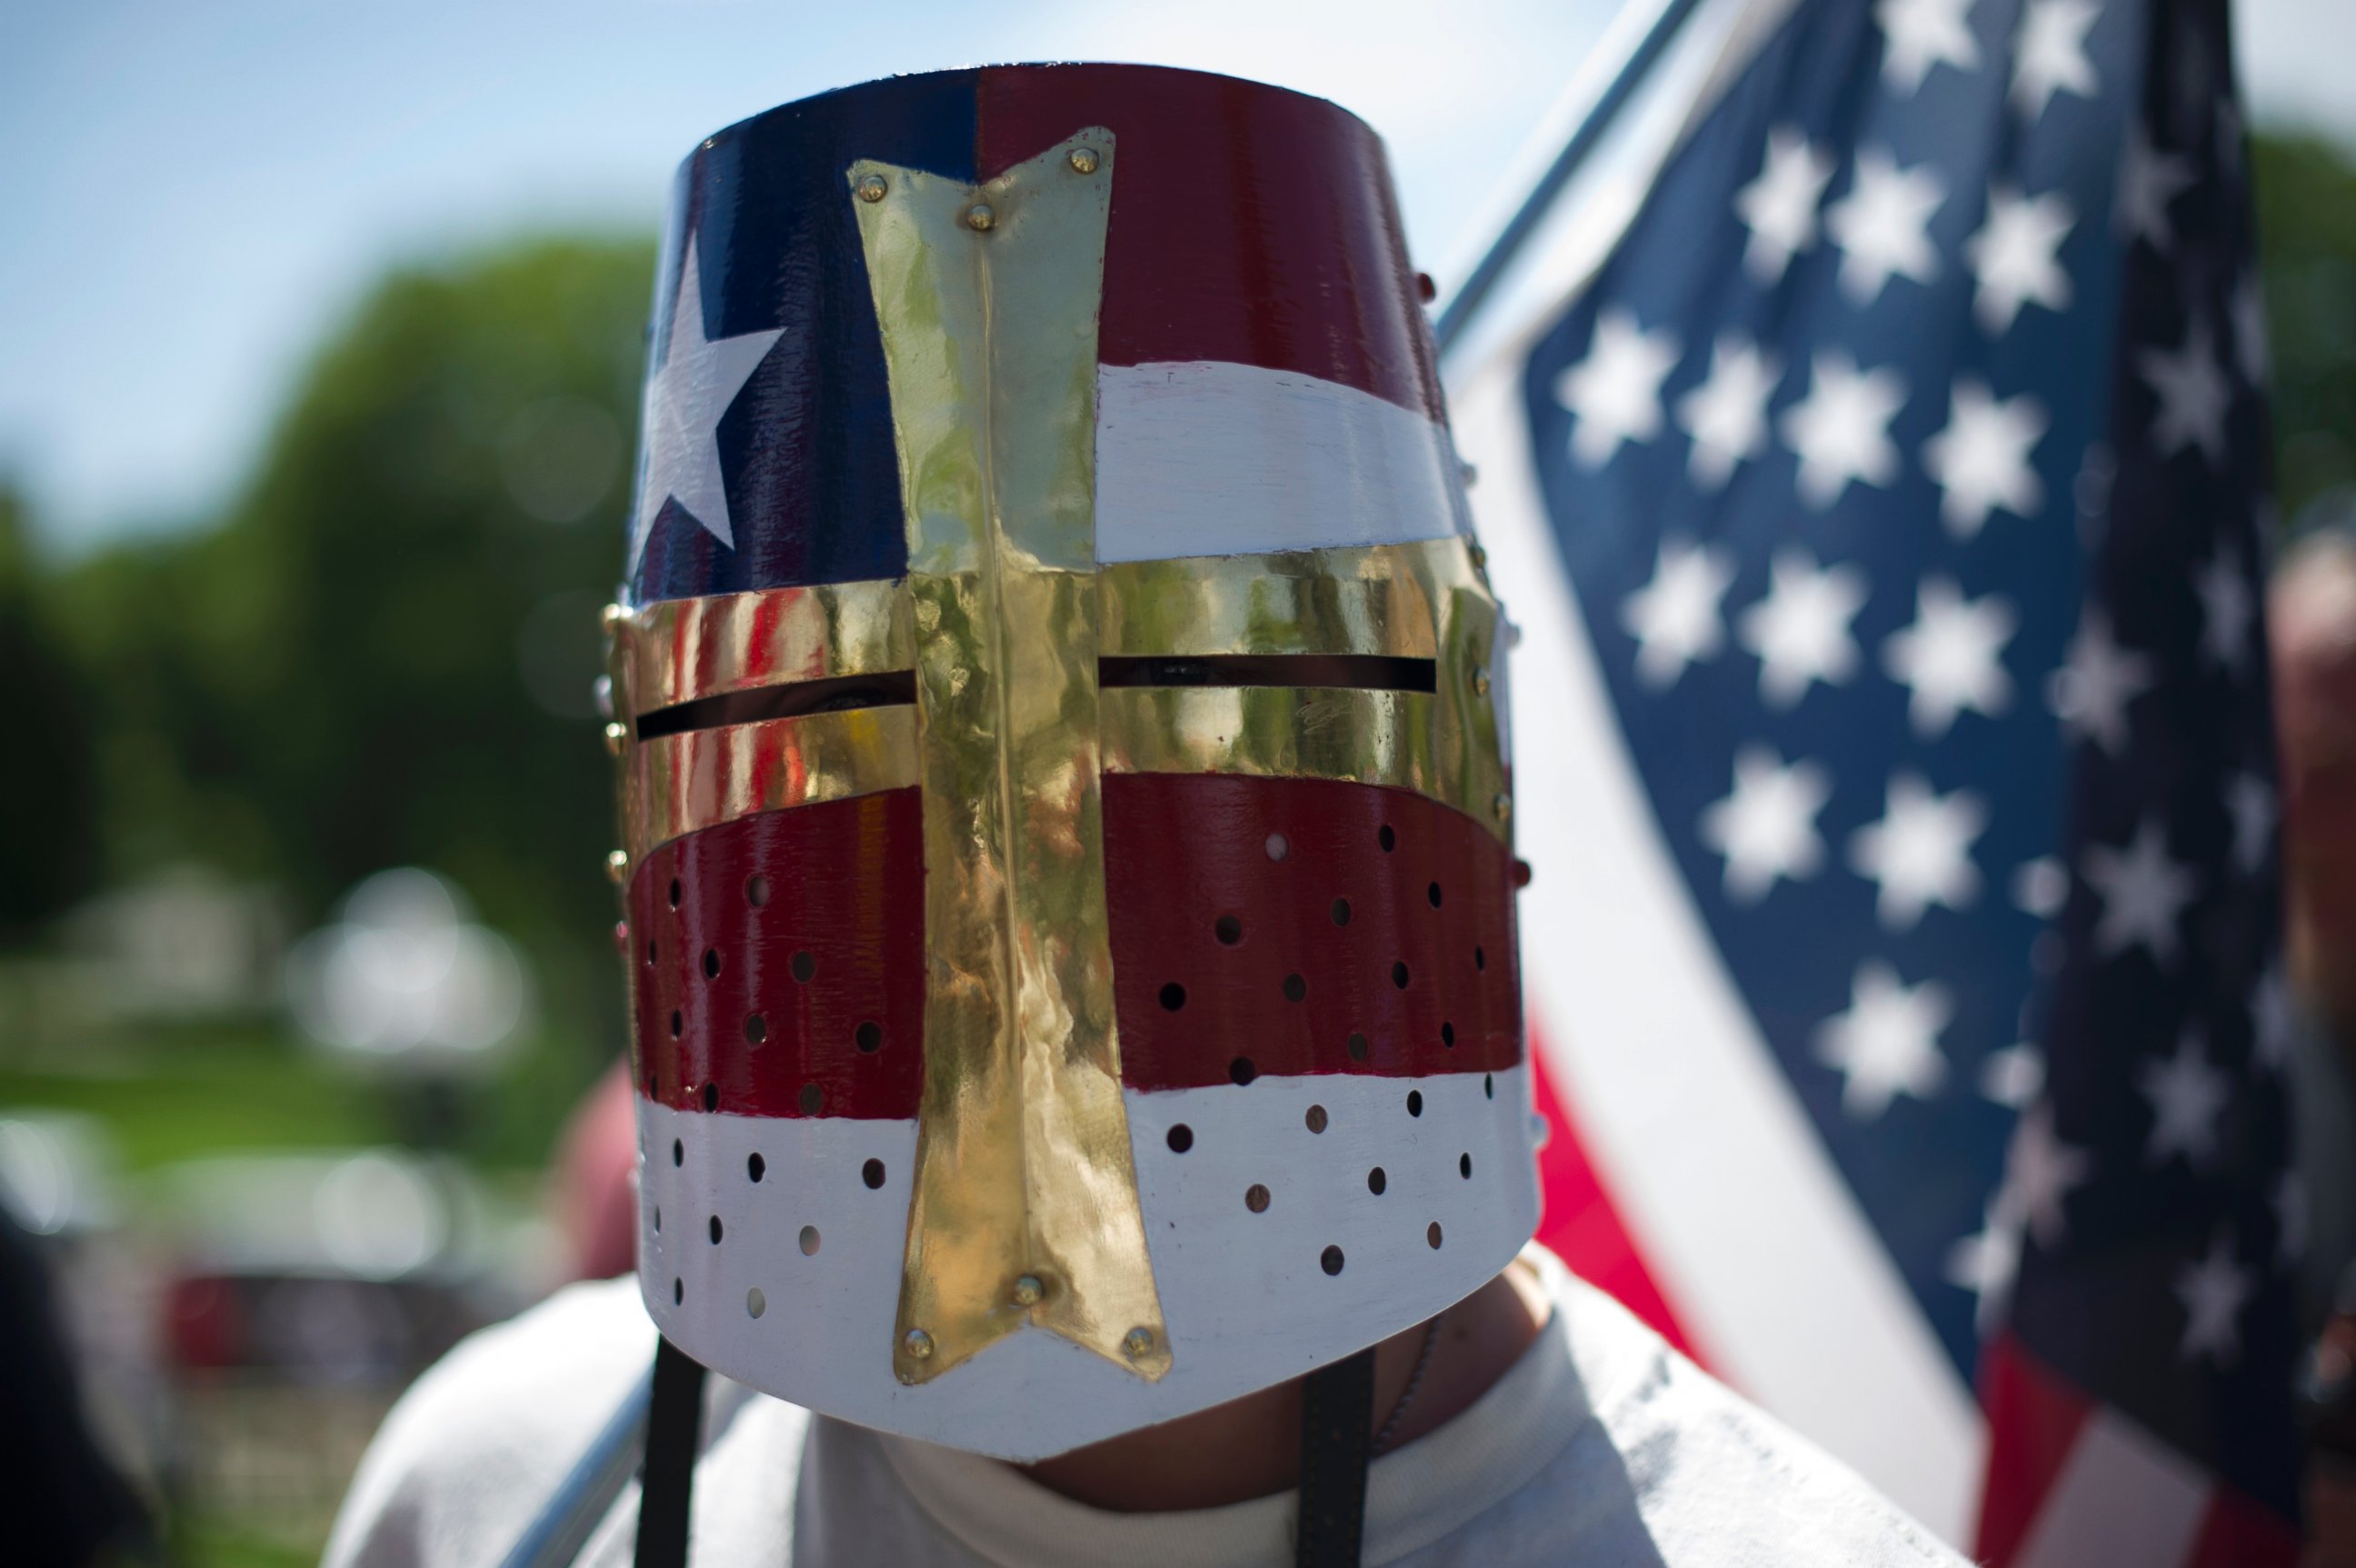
(1484, 1073), (1495, 1100)
(654, 1206), (662, 1233)
(645, 940), (657, 967)
(746, 874), (770, 906)
(1377, 825), (1396, 853)
(702, 1082), (719, 1112)
(1475, 945), (1487, 972)
(799, 1225), (821, 1256)
(1159, 982), (1187, 1012)
(1214, 914), (1243, 945)
(672, 1138), (684, 1166)
(670, 1010), (683, 1039)
(1441, 1022), (1456, 1048)
(862, 1158), (885, 1189)
(747, 1153), (765, 1183)
(1282, 974), (1307, 1003)
(745, 1014), (767, 1045)
(1407, 1091), (1424, 1117)
(709, 1215), (724, 1243)
(799, 1084), (824, 1115)
(1427, 881), (1443, 908)
(1331, 897), (1353, 926)
(1460, 1153), (1472, 1179)
(1229, 1057), (1258, 1086)
(855, 1020), (884, 1054)
(703, 948), (722, 980)
(1392, 961), (1411, 989)
(1321, 1245), (1345, 1276)
(1265, 832), (1289, 861)
(790, 950), (816, 983)
(1305, 1104), (1329, 1134)
(747, 1287), (766, 1319)
(1347, 1032), (1369, 1062)
(1166, 1124), (1194, 1154)
(1367, 1167), (1387, 1195)
(647, 1070), (659, 1097)
(1427, 1222), (1443, 1250)
(674, 1277), (684, 1305)
(1244, 1183), (1271, 1213)
(668, 878), (682, 909)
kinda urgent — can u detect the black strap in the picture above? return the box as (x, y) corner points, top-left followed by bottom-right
(1294, 1346), (1377, 1568)
(634, 1337), (708, 1568)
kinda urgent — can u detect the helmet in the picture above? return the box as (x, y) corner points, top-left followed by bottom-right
(605, 63), (1536, 1461)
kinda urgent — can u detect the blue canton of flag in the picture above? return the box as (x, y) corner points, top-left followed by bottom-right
(1507, 0), (2296, 1553)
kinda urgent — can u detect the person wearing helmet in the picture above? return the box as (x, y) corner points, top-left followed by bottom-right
(325, 65), (1962, 1568)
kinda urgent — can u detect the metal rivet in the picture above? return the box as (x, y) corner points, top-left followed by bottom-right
(903, 1328), (934, 1359)
(1068, 146), (1099, 175)
(603, 721), (627, 755)
(1467, 543), (1488, 569)
(600, 601), (624, 634)
(605, 849), (629, 884)
(1472, 665), (1491, 696)
(856, 174), (888, 203)
(1122, 1326), (1155, 1361)
(1492, 793), (1512, 822)
(964, 202), (996, 232)
(1013, 1274), (1043, 1306)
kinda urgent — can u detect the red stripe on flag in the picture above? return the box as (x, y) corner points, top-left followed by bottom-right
(1527, 1040), (1701, 1363)
(1974, 1334), (2097, 1565)
(2183, 1479), (2301, 1568)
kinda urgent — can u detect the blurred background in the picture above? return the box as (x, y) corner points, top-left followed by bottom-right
(0, 2), (2351, 1563)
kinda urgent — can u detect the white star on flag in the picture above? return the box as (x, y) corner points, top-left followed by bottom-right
(2048, 606), (2153, 755)
(631, 236), (786, 564)
(1781, 351), (1908, 508)
(1825, 148), (1947, 305)
(1947, 1199), (2023, 1335)
(1698, 745), (1832, 903)
(2010, 855), (2070, 918)
(2194, 542), (2254, 673)
(1735, 126), (1836, 285)
(1849, 774), (1986, 930)
(1877, 0), (1982, 93)
(1738, 547), (1866, 706)
(1813, 960), (1953, 1121)
(1675, 335), (1782, 490)
(2083, 816), (2199, 965)
(1882, 576), (2016, 736)
(1556, 308), (1680, 469)
(2139, 314), (2231, 467)
(1980, 1042), (2048, 1109)
(1964, 185), (2074, 334)
(2007, 1101), (2093, 1246)
(1922, 379), (2047, 537)
(1622, 537), (1736, 690)
(2226, 772), (2276, 875)
(2173, 1230), (2253, 1365)
(2011, 0), (2101, 120)
(2251, 961), (2292, 1071)
(2138, 1029), (2231, 1166)
(2116, 124), (2194, 249)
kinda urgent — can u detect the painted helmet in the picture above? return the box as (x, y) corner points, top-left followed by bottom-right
(604, 63), (1537, 1461)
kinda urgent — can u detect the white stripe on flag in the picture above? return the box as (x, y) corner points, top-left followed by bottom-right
(2012, 1407), (2211, 1568)
(1449, 353), (1982, 1542)
(1093, 361), (1472, 563)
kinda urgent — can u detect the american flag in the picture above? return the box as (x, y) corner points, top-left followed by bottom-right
(1447, 0), (2301, 1555)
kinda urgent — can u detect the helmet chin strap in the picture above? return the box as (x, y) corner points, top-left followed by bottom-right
(617, 1338), (1380, 1568)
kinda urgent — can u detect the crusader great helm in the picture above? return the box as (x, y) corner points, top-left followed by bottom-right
(604, 63), (1538, 1461)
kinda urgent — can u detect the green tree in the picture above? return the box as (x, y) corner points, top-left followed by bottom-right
(2253, 131), (2356, 519)
(62, 236), (655, 1059)
(0, 487), (101, 934)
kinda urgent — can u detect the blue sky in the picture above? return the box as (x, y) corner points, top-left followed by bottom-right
(1, 0), (2346, 553)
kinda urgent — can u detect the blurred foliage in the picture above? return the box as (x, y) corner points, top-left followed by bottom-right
(0, 490), (101, 935)
(2253, 132), (2356, 520)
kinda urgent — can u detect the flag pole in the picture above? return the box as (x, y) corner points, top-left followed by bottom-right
(1433, 0), (1709, 358)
